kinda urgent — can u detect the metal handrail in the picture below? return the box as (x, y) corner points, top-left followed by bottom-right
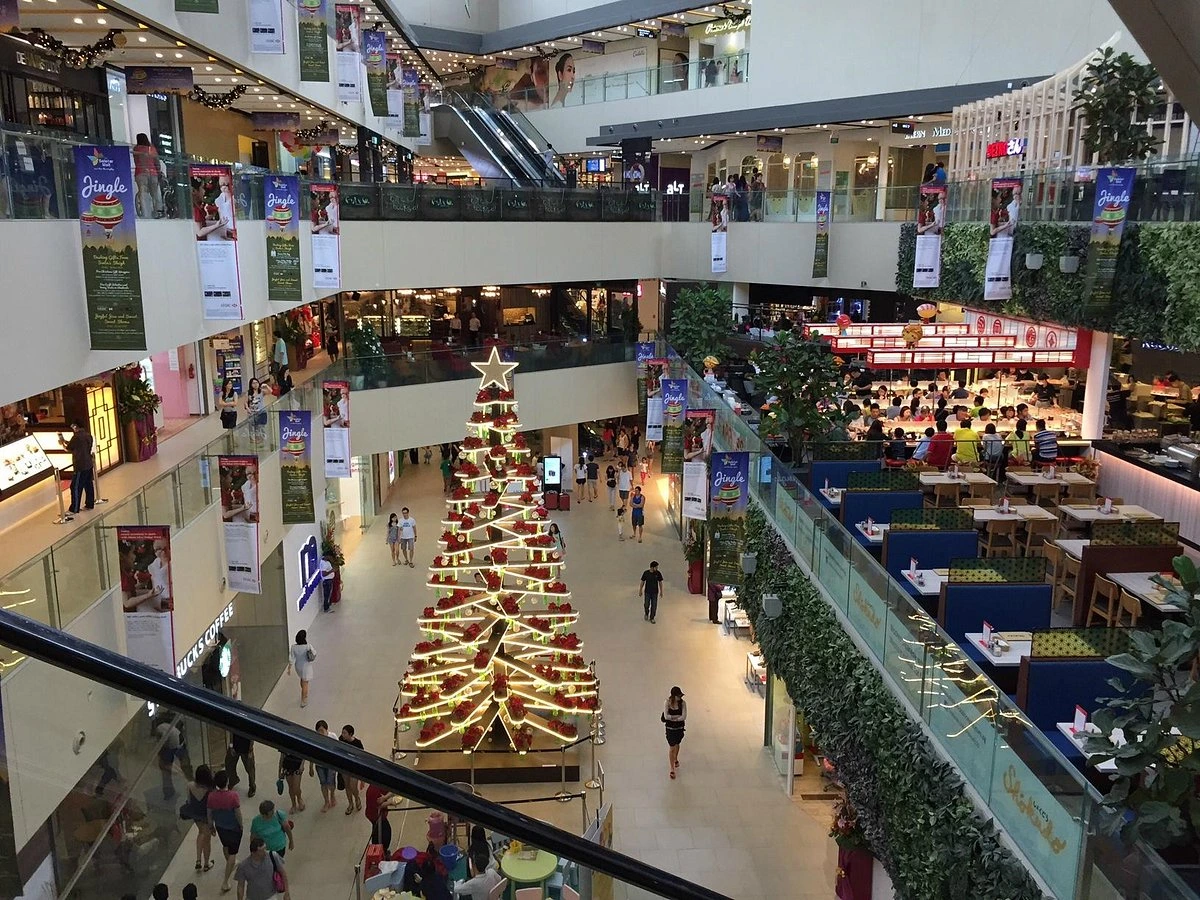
(0, 608), (730, 900)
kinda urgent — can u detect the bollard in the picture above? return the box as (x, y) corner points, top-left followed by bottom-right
(555, 744), (572, 801)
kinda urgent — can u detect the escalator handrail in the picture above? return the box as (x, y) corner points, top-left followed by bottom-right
(457, 95), (544, 184)
(442, 91), (537, 187)
(0, 609), (731, 900)
(461, 91), (565, 186)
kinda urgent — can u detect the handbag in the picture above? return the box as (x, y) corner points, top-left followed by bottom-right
(269, 851), (286, 892)
(276, 777), (285, 796)
(305, 646), (316, 662)
(220, 409), (237, 428)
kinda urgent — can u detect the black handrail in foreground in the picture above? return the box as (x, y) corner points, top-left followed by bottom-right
(0, 611), (729, 900)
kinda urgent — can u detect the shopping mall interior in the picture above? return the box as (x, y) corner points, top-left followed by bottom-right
(3, 1), (1200, 899)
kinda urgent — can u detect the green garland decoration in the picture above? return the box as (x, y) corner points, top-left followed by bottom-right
(188, 85), (249, 110)
(739, 504), (1045, 900)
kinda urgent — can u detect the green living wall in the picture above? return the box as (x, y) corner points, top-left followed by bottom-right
(895, 221), (1200, 350)
(740, 505), (1045, 900)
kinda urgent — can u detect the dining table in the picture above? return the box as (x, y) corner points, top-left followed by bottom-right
(854, 522), (889, 544)
(1105, 571), (1189, 614)
(1053, 538), (1090, 558)
(964, 632), (1032, 667)
(900, 568), (947, 597)
(500, 848), (559, 898)
(920, 471), (996, 487)
(1057, 503), (1159, 523)
(1006, 471), (1095, 487)
(972, 505), (1057, 524)
(819, 487), (842, 506)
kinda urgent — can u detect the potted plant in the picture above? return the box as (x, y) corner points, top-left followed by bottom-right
(684, 522), (705, 594)
(277, 314), (309, 371)
(1087, 554), (1200, 865)
(669, 283), (732, 371)
(321, 515), (345, 568)
(831, 797), (874, 899)
(345, 322), (390, 389)
(116, 365), (161, 462)
(1073, 47), (1160, 165)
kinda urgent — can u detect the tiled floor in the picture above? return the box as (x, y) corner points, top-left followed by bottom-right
(156, 449), (839, 898)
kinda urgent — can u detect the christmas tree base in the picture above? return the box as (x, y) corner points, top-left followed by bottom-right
(408, 740), (583, 785)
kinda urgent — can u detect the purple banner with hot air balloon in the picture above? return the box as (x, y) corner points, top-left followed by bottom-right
(74, 145), (147, 350)
(363, 29), (388, 117)
(1084, 167), (1135, 314)
(279, 409), (316, 524)
(708, 451), (750, 585)
(264, 174), (301, 301)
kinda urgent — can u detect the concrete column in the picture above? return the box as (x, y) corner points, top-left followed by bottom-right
(1081, 331), (1113, 441)
(874, 142), (891, 221)
(732, 282), (750, 323)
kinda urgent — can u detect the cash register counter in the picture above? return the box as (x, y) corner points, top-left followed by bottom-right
(1093, 440), (1200, 546)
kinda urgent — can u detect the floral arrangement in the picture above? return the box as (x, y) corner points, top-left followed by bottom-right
(1074, 457), (1100, 479)
(830, 797), (868, 851)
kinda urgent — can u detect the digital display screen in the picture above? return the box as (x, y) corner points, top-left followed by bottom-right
(585, 158), (607, 173)
(542, 455), (562, 488)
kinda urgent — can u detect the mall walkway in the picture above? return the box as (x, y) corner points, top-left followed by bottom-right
(156, 455), (839, 898)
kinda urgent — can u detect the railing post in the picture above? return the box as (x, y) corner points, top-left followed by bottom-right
(555, 745), (571, 802)
(354, 861), (363, 900)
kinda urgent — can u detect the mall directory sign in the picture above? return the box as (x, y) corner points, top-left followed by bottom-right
(74, 145), (147, 350)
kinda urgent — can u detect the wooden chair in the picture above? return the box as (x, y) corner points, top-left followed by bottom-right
(926, 482), (962, 508)
(967, 480), (995, 501)
(1106, 496), (1125, 506)
(979, 519), (1020, 558)
(1085, 575), (1121, 627)
(1031, 481), (1062, 507)
(960, 498), (991, 507)
(1115, 590), (1142, 627)
(1056, 507), (1088, 540)
(1007, 466), (1033, 473)
(561, 887), (581, 900)
(1065, 481), (1097, 503)
(1021, 518), (1057, 556)
(1059, 552), (1081, 611)
(1043, 543), (1065, 603)
(1005, 496), (1031, 505)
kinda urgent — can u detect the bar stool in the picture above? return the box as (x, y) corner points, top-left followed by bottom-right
(1085, 575), (1122, 627)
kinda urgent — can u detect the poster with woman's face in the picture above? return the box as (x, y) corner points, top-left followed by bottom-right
(219, 455), (259, 524)
(117, 525), (174, 613)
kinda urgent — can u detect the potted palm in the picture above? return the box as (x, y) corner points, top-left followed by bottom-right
(116, 365), (161, 462)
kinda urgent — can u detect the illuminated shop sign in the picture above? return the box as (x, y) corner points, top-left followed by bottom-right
(901, 125), (952, 141)
(175, 602), (235, 677)
(986, 138), (1027, 159)
(686, 15), (751, 38)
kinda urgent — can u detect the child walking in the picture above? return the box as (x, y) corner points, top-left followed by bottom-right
(616, 506), (626, 541)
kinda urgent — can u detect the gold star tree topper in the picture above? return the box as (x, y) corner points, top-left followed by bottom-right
(471, 346), (519, 391)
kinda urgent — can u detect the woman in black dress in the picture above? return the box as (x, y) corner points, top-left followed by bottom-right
(663, 686), (687, 779)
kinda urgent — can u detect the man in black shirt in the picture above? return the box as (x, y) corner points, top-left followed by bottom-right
(228, 732), (256, 797)
(585, 455), (600, 502)
(1031, 375), (1057, 406)
(59, 421), (94, 514)
(639, 561), (664, 624)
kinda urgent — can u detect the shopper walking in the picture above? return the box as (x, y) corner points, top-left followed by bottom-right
(585, 455), (600, 501)
(289, 630), (315, 708)
(468, 312), (481, 347)
(250, 800), (293, 858)
(630, 486), (646, 542)
(617, 462), (633, 508)
(234, 836), (290, 900)
(398, 506), (417, 567)
(311, 720), (338, 812)
(573, 457), (587, 500)
(218, 379), (239, 430)
(59, 420), (95, 514)
(279, 749), (305, 813)
(615, 505), (626, 541)
(320, 553), (336, 612)
(386, 513), (401, 566)
(227, 732), (256, 797)
(339, 725), (364, 814)
(245, 378), (266, 448)
(640, 561), (664, 623)
(605, 463), (617, 509)
(602, 423), (614, 456)
(440, 454), (455, 494)
(663, 686), (687, 778)
(208, 769), (244, 893)
(133, 134), (163, 218)
(181, 765), (215, 872)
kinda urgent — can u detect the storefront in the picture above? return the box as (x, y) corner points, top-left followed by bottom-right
(686, 15), (750, 89)
(0, 34), (111, 139)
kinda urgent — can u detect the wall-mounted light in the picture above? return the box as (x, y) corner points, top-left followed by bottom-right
(1025, 252), (1044, 271)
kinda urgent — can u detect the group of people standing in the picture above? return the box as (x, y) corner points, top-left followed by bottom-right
(709, 170), (766, 225)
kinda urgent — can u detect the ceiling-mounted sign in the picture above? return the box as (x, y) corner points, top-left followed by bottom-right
(902, 125), (952, 141)
(686, 14), (750, 39)
(635, 26), (658, 38)
(986, 138), (1027, 159)
(581, 38), (604, 54)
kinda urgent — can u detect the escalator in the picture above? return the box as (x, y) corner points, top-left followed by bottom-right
(465, 91), (566, 187)
(431, 91), (534, 187)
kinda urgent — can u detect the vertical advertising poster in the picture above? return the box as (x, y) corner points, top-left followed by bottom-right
(984, 177), (1021, 301)
(636, 342), (655, 416)
(660, 378), (689, 474)
(708, 452), (750, 585)
(363, 29), (389, 117)
(249, 0), (285, 53)
(190, 164), (243, 320)
(710, 190), (727, 274)
(279, 410), (316, 523)
(386, 52), (404, 117)
(682, 461), (708, 520)
(0, 0), (18, 32)
(334, 3), (362, 102)
(74, 146), (146, 350)
(684, 409), (716, 461)
(297, 0), (330, 82)
(813, 190), (831, 278)
(645, 358), (666, 442)
(1084, 167), (1136, 314)
(117, 525), (175, 673)
(322, 380), (351, 478)
(402, 68), (421, 137)
(175, 0), (218, 11)
(264, 174), (301, 301)
(310, 183), (341, 289)
(913, 184), (946, 288)
(219, 456), (262, 593)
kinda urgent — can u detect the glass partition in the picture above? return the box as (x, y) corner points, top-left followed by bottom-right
(665, 344), (1198, 900)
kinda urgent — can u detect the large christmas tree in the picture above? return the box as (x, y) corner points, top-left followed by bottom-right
(394, 348), (601, 754)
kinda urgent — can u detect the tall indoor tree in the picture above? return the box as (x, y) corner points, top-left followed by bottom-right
(668, 283), (732, 370)
(750, 329), (849, 461)
(1073, 47), (1161, 163)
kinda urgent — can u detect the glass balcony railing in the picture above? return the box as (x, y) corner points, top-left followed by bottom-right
(661, 342), (1199, 900)
(0, 611), (729, 900)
